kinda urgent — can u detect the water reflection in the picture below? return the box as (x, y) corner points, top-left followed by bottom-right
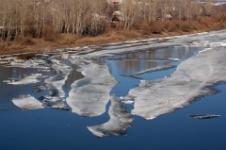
(0, 30), (226, 149)
(108, 46), (199, 76)
(0, 45), (200, 123)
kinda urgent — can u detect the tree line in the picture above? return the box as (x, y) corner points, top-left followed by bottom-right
(0, 0), (213, 41)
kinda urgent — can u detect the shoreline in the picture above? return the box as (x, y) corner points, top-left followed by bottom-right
(0, 28), (225, 56)
(0, 1), (226, 56)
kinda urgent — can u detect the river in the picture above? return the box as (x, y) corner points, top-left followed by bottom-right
(0, 30), (226, 150)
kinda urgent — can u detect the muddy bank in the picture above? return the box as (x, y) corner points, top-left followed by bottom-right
(1, 25), (226, 56)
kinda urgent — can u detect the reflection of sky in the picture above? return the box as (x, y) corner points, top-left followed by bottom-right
(107, 59), (176, 97)
(106, 45), (199, 97)
(0, 44), (226, 149)
(0, 47), (226, 150)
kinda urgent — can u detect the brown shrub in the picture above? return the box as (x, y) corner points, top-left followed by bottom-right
(20, 38), (35, 45)
(164, 20), (180, 32)
(148, 22), (164, 34)
(57, 34), (79, 45)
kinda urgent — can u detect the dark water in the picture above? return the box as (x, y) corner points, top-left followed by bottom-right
(0, 45), (225, 150)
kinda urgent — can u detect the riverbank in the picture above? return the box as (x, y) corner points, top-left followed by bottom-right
(1, 16), (226, 55)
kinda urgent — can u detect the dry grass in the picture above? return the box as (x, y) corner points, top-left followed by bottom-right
(79, 30), (142, 44)
(0, 30), (143, 55)
(1, 14), (226, 55)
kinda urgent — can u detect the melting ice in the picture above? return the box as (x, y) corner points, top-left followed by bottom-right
(1, 29), (226, 137)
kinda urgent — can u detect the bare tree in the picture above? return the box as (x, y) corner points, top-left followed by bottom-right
(0, 0), (214, 41)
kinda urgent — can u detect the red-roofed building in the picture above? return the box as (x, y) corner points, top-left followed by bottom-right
(107, 0), (123, 5)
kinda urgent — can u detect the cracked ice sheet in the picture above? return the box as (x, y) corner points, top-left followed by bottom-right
(4, 74), (42, 85)
(66, 63), (117, 117)
(85, 30), (226, 58)
(87, 98), (133, 137)
(12, 95), (44, 110)
(44, 58), (72, 101)
(127, 48), (226, 120)
(9, 58), (49, 70)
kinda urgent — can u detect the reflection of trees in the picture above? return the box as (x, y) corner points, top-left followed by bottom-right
(116, 46), (194, 74)
(0, 67), (33, 81)
(117, 49), (159, 74)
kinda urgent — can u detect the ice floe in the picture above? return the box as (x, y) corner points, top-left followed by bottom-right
(190, 114), (222, 120)
(1, 29), (226, 138)
(87, 98), (133, 137)
(127, 48), (226, 120)
(134, 64), (175, 75)
(12, 95), (44, 110)
(44, 59), (72, 101)
(4, 74), (42, 85)
(66, 63), (117, 117)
